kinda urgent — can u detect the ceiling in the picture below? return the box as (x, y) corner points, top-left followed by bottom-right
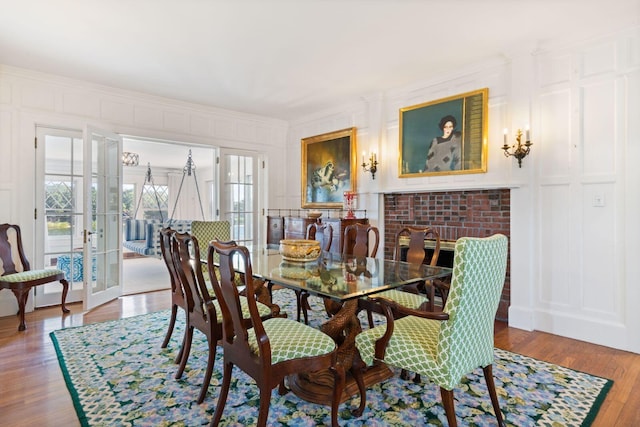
(1, 1), (638, 121)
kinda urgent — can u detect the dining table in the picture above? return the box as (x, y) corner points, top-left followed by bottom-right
(214, 245), (453, 405)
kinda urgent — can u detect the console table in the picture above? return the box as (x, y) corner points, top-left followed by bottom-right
(266, 209), (368, 254)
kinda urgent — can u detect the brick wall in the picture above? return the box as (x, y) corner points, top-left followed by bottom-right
(383, 189), (511, 321)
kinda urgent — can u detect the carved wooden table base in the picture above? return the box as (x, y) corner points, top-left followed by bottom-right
(287, 299), (392, 404)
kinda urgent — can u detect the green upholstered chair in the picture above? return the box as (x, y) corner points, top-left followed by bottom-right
(170, 232), (274, 404)
(0, 223), (70, 331)
(191, 220), (230, 271)
(354, 234), (508, 427)
(207, 240), (344, 427)
(191, 220), (245, 288)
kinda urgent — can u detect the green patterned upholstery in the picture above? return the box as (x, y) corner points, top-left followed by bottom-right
(0, 269), (65, 282)
(356, 234), (508, 391)
(249, 317), (337, 364)
(374, 288), (430, 310)
(191, 220), (231, 249)
(191, 220), (242, 285)
(212, 295), (272, 322)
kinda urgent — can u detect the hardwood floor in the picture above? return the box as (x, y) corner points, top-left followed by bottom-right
(1, 291), (638, 426)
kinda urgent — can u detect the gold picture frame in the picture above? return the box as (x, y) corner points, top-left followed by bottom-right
(301, 127), (357, 209)
(399, 88), (488, 177)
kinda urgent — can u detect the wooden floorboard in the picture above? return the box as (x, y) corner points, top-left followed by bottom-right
(0, 291), (638, 426)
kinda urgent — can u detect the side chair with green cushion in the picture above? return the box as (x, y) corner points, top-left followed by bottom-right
(0, 223), (70, 331)
(207, 240), (345, 427)
(159, 227), (186, 363)
(354, 234), (509, 427)
(377, 226), (443, 312)
(191, 220), (273, 301)
(170, 232), (274, 404)
(359, 226), (443, 335)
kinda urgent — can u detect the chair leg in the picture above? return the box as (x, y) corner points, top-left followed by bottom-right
(400, 369), (410, 380)
(256, 385), (272, 427)
(175, 326), (193, 379)
(366, 308), (374, 329)
(294, 290), (303, 322)
(210, 361), (233, 427)
(483, 365), (506, 427)
(11, 289), (29, 331)
(197, 336), (217, 404)
(174, 325), (187, 364)
(330, 363), (345, 427)
(351, 357), (368, 417)
(440, 387), (457, 427)
(161, 304), (178, 348)
(300, 292), (311, 325)
(59, 279), (70, 313)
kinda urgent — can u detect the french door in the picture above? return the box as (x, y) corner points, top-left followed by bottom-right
(35, 126), (123, 310)
(83, 127), (123, 310)
(219, 149), (260, 246)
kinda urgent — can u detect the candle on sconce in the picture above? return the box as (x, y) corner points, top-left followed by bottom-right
(503, 128), (508, 146)
(525, 126), (530, 142)
(371, 152), (376, 163)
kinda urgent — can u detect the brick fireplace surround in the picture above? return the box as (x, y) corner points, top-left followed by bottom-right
(383, 189), (511, 321)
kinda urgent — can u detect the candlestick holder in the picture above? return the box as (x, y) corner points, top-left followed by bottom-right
(502, 128), (532, 168)
(361, 153), (378, 179)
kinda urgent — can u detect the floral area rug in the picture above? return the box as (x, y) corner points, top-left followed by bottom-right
(50, 289), (612, 426)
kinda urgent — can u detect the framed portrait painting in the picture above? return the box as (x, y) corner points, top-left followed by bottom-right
(399, 88), (488, 177)
(301, 127), (356, 209)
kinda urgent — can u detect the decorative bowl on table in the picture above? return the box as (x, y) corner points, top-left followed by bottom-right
(279, 239), (321, 262)
(306, 210), (322, 220)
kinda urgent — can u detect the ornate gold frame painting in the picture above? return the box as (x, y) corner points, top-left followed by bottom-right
(399, 88), (488, 177)
(301, 127), (357, 209)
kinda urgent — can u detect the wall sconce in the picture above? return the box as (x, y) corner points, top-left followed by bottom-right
(122, 152), (139, 167)
(502, 128), (532, 168)
(361, 151), (378, 179)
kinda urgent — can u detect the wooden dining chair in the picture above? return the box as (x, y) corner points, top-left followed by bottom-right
(306, 222), (333, 252)
(342, 223), (379, 258)
(0, 223), (70, 331)
(207, 240), (345, 427)
(354, 235), (509, 427)
(295, 222), (334, 324)
(377, 226), (444, 313)
(170, 232), (275, 404)
(159, 227), (187, 363)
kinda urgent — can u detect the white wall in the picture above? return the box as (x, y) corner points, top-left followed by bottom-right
(0, 65), (288, 316)
(285, 27), (640, 353)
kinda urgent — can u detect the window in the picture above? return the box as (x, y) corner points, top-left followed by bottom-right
(141, 184), (169, 221)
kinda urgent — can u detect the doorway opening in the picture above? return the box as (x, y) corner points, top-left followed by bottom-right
(121, 137), (218, 295)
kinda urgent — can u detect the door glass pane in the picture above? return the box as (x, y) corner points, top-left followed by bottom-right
(223, 153), (255, 245)
(42, 133), (85, 301)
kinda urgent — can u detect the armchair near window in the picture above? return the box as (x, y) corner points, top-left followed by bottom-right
(0, 223), (70, 331)
(354, 234), (509, 427)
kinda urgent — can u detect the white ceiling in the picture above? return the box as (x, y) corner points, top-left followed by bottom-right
(1, 1), (638, 121)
